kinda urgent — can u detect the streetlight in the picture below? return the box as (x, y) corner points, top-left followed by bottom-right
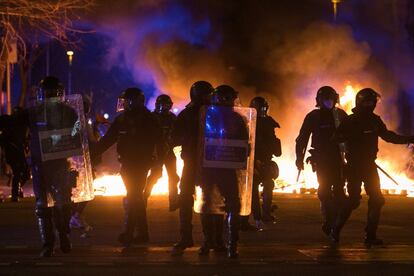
(332, 0), (341, 21)
(66, 50), (74, 95)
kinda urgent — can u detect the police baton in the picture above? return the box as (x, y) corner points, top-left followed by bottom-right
(296, 169), (302, 184)
(376, 163), (400, 186)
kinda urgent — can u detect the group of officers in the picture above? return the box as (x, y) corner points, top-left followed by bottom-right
(1, 76), (413, 259)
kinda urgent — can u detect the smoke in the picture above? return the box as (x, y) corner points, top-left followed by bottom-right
(265, 21), (401, 161)
(88, 0), (414, 171)
(95, 2), (236, 108)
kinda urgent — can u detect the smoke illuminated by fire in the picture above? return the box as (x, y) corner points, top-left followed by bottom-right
(274, 83), (414, 197)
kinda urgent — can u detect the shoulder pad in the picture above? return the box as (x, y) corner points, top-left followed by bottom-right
(267, 116), (280, 128)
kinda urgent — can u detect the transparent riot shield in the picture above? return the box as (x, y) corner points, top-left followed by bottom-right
(194, 106), (256, 216)
(30, 94), (94, 207)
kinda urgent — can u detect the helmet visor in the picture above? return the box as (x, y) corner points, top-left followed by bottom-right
(117, 97), (126, 112)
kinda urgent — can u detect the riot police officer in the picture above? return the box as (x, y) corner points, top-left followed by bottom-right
(331, 88), (414, 246)
(171, 81), (214, 256)
(0, 106), (30, 202)
(295, 86), (347, 237)
(28, 76), (79, 257)
(248, 96), (281, 228)
(93, 88), (162, 247)
(144, 94), (180, 211)
(198, 85), (249, 258)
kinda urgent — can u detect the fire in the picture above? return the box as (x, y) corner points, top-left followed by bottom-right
(93, 147), (184, 196)
(93, 83), (414, 198)
(274, 83), (414, 197)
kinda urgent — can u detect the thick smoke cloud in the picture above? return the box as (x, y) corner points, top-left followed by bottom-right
(88, 0), (414, 170)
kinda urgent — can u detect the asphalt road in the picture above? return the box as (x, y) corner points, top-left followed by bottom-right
(0, 193), (413, 275)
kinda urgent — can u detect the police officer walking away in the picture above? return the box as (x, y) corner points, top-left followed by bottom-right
(331, 88), (414, 246)
(93, 88), (162, 247)
(144, 94), (180, 211)
(295, 86), (347, 237)
(171, 81), (214, 256)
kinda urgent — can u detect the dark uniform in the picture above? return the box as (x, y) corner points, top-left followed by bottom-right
(252, 115), (281, 222)
(0, 108), (30, 202)
(171, 105), (201, 248)
(332, 88), (414, 245)
(94, 88), (162, 246)
(171, 81), (214, 256)
(296, 86), (347, 236)
(144, 110), (179, 209)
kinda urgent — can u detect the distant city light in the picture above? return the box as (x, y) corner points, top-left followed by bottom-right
(87, 118), (93, 125)
(103, 113), (109, 119)
(173, 108), (179, 113)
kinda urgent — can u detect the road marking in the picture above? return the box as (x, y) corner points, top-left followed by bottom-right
(35, 262), (63, 266)
(4, 246), (28, 249)
(87, 262), (114, 266)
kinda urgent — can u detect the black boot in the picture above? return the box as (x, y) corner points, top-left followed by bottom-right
(240, 215), (258, 232)
(320, 203), (333, 237)
(119, 198), (136, 247)
(330, 207), (352, 243)
(227, 212), (240, 258)
(36, 207), (55, 257)
(214, 215), (226, 252)
(54, 205), (72, 253)
(364, 202), (384, 247)
(364, 232), (383, 247)
(199, 214), (215, 255)
(134, 201), (149, 244)
(171, 202), (194, 256)
(262, 181), (275, 223)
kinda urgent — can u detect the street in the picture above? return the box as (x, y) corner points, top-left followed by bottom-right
(0, 192), (413, 275)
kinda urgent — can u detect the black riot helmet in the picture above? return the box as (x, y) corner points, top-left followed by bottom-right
(315, 86), (339, 109)
(250, 96), (269, 117)
(355, 88), (381, 113)
(155, 94), (173, 114)
(38, 76), (65, 101)
(117, 87), (145, 112)
(189, 81), (214, 106)
(212, 85), (238, 106)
